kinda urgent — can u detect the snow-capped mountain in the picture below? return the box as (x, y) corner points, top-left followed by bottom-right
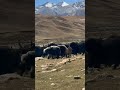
(43, 2), (53, 8)
(73, 1), (85, 8)
(57, 1), (69, 7)
(35, 1), (85, 16)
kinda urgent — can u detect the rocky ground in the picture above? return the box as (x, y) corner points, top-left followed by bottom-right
(35, 55), (85, 90)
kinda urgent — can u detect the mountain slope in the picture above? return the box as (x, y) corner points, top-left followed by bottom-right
(35, 15), (85, 43)
(86, 0), (120, 38)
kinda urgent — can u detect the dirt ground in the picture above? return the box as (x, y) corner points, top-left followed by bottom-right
(35, 55), (85, 90)
(86, 67), (120, 90)
(0, 73), (34, 90)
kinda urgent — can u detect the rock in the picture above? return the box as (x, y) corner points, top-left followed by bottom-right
(55, 59), (70, 67)
(41, 65), (48, 68)
(35, 65), (38, 68)
(60, 69), (65, 72)
(51, 69), (57, 72)
(49, 78), (52, 80)
(36, 70), (40, 72)
(41, 64), (54, 70)
(51, 83), (55, 86)
(81, 69), (85, 71)
(71, 59), (76, 61)
(35, 57), (44, 61)
(82, 57), (85, 60)
(74, 75), (81, 79)
(82, 88), (85, 90)
(41, 69), (57, 73)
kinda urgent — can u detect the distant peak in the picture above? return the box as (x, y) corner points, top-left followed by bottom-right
(57, 1), (69, 7)
(42, 2), (53, 8)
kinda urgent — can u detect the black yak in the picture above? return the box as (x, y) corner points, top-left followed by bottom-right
(18, 51), (35, 78)
(43, 46), (61, 59)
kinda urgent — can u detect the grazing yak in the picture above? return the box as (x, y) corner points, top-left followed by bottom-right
(64, 43), (69, 48)
(66, 45), (72, 58)
(0, 47), (21, 75)
(18, 51), (35, 78)
(70, 42), (79, 55)
(0, 40), (35, 78)
(70, 41), (85, 55)
(102, 36), (120, 69)
(78, 41), (85, 55)
(86, 36), (120, 70)
(85, 38), (103, 69)
(35, 46), (43, 57)
(58, 45), (67, 58)
(43, 46), (61, 59)
(35, 41), (85, 58)
(58, 45), (72, 58)
(35, 41), (85, 59)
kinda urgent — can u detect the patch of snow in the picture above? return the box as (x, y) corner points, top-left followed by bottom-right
(57, 2), (69, 7)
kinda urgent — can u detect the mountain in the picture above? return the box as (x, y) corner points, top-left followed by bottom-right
(73, 1), (85, 8)
(35, 1), (85, 16)
(35, 15), (85, 43)
(57, 1), (69, 7)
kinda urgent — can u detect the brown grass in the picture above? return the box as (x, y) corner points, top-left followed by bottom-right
(35, 15), (85, 44)
(35, 55), (85, 90)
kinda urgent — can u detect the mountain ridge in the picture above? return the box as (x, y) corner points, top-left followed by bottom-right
(35, 1), (85, 16)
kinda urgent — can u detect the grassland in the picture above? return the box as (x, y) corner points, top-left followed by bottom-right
(35, 55), (85, 90)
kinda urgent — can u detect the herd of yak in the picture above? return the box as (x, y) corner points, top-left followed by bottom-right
(86, 36), (120, 70)
(0, 35), (120, 78)
(36, 35), (120, 71)
(0, 41), (35, 78)
(35, 41), (85, 59)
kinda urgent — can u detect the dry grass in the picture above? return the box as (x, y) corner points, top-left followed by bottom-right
(35, 15), (85, 44)
(86, 67), (120, 90)
(35, 55), (85, 90)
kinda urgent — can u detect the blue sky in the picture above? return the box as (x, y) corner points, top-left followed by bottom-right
(35, 0), (83, 7)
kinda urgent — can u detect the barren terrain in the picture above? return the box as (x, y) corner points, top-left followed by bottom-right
(35, 55), (85, 90)
(35, 14), (85, 90)
(35, 15), (85, 44)
(86, 68), (120, 90)
(0, 73), (34, 90)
